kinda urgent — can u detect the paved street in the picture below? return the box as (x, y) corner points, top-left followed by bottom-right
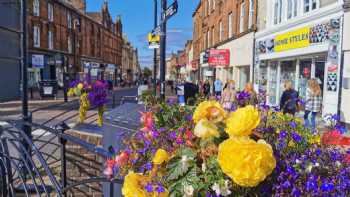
(0, 87), (138, 128)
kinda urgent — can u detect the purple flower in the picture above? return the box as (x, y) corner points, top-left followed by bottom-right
(289, 121), (297, 128)
(282, 181), (291, 189)
(291, 132), (302, 143)
(168, 131), (177, 140)
(321, 181), (334, 192)
(155, 183), (166, 193)
(145, 183), (153, 193)
(151, 130), (160, 138)
(145, 162), (153, 171)
(185, 114), (193, 121)
(279, 130), (287, 139)
(291, 187), (301, 197)
(159, 127), (166, 132)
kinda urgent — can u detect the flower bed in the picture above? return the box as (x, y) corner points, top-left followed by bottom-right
(105, 97), (350, 197)
(68, 79), (108, 126)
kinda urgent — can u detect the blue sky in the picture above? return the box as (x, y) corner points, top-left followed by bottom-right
(86, 0), (199, 68)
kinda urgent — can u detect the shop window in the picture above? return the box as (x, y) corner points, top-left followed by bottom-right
(304, 0), (319, 13)
(67, 12), (72, 29)
(48, 2), (54, 22)
(287, 0), (293, 19)
(240, 2), (246, 33)
(33, 25), (40, 47)
(293, 0), (298, 17)
(68, 36), (72, 53)
(268, 62), (278, 105)
(248, 0), (254, 28)
(274, 0), (283, 24)
(33, 0), (40, 16)
(48, 30), (53, 49)
(228, 13), (233, 38)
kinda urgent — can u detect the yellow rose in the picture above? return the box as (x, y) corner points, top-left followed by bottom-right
(193, 118), (220, 139)
(153, 149), (170, 165)
(225, 105), (260, 137)
(122, 171), (169, 197)
(77, 83), (84, 90)
(193, 101), (227, 123)
(217, 137), (276, 187)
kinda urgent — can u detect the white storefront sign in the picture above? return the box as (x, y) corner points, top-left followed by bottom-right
(32, 54), (44, 68)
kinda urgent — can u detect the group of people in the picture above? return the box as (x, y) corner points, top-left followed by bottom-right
(280, 78), (322, 131)
(200, 78), (258, 110)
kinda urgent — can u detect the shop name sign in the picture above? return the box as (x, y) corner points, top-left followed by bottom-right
(258, 19), (332, 54)
(208, 49), (230, 66)
(274, 27), (310, 52)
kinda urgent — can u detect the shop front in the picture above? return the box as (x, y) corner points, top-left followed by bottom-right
(217, 32), (254, 90)
(254, 14), (343, 116)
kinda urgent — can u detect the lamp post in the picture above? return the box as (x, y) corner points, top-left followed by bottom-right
(159, 0), (167, 100)
(21, 0), (30, 135)
(153, 0), (158, 96)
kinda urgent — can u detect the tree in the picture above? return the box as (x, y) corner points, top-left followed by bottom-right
(142, 67), (153, 79)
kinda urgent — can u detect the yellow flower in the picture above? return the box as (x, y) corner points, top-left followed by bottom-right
(77, 83), (84, 90)
(288, 141), (295, 147)
(67, 88), (75, 97)
(153, 149), (170, 165)
(225, 105), (260, 137)
(193, 118), (220, 139)
(217, 137), (276, 187)
(193, 101), (227, 123)
(122, 172), (149, 197)
(122, 172), (169, 197)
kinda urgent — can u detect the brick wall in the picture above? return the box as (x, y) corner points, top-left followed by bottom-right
(192, 0), (257, 61)
(27, 0), (123, 73)
(65, 130), (104, 197)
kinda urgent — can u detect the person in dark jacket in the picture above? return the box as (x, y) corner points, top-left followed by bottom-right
(203, 80), (211, 98)
(184, 82), (199, 105)
(280, 80), (299, 116)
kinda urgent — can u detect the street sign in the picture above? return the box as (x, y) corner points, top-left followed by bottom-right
(152, 26), (162, 36)
(148, 33), (160, 49)
(163, 0), (178, 21)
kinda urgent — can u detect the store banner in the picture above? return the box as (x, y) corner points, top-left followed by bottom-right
(274, 27), (310, 52)
(32, 54), (44, 68)
(258, 19), (333, 54)
(208, 49), (230, 66)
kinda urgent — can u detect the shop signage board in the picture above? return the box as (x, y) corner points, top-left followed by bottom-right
(274, 27), (310, 52)
(148, 33), (160, 49)
(208, 49), (230, 66)
(258, 19), (333, 54)
(32, 55), (44, 68)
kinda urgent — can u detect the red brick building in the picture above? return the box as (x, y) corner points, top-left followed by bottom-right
(27, 0), (123, 87)
(192, 0), (257, 89)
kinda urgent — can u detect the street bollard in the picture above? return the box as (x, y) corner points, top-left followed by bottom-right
(58, 122), (70, 197)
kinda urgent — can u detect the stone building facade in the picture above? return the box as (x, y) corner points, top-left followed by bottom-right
(192, 0), (257, 90)
(27, 0), (123, 88)
(121, 36), (140, 84)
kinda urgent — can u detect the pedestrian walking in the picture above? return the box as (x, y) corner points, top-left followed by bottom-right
(280, 80), (299, 116)
(304, 79), (322, 131)
(203, 80), (211, 98)
(214, 78), (223, 97)
(244, 82), (258, 106)
(221, 80), (236, 111)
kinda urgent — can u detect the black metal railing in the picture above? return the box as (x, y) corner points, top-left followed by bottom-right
(0, 120), (123, 197)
